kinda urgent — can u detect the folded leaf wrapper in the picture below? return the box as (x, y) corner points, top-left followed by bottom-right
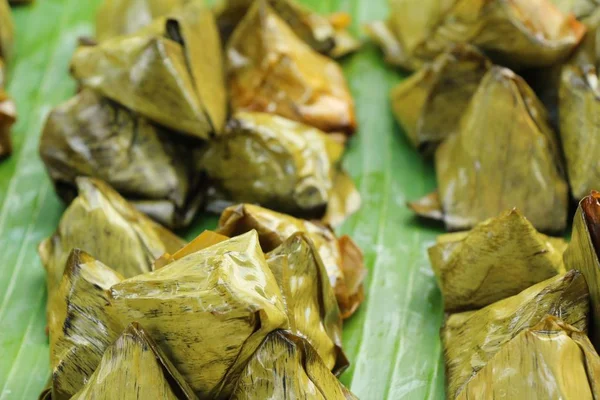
(267, 233), (347, 373)
(456, 316), (600, 399)
(47, 231), (289, 398)
(40, 89), (203, 228)
(429, 209), (567, 312)
(218, 204), (366, 318)
(96, 0), (191, 42)
(560, 14), (600, 200)
(48, 250), (124, 400)
(391, 44), (490, 151)
(564, 191), (600, 350)
(365, 0), (455, 70)
(442, 270), (590, 398)
(322, 167), (361, 228)
(154, 230), (229, 269)
(108, 231), (288, 398)
(215, 0), (358, 58)
(226, 0), (356, 134)
(230, 331), (356, 400)
(71, 0), (226, 139)
(38, 177), (185, 301)
(0, 59), (16, 159)
(154, 228), (349, 373)
(200, 112), (356, 221)
(71, 323), (198, 400)
(368, 0), (585, 70)
(434, 66), (568, 232)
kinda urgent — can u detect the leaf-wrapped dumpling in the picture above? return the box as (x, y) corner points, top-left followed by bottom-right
(47, 231), (289, 399)
(564, 191), (600, 350)
(38, 177), (185, 300)
(217, 203), (366, 318)
(429, 209), (567, 312)
(267, 233), (347, 373)
(391, 44), (490, 151)
(443, 270), (590, 398)
(226, 0), (356, 134)
(39, 89), (202, 228)
(71, 323), (197, 400)
(559, 14), (600, 200)
(433, 66), (568, 232)
(456, 316), (600, 399)
(215, 0), (358, 58)
(367, 0), (585, 70)
(154, 232), (350, 376)
(229, 331), (356, 400)
(108, 231), (288, 397)
(365, 0), (454, 69)
(71, 0), (226, 139)
(200, 112), (353, 220)
(96, 0), (191, 42)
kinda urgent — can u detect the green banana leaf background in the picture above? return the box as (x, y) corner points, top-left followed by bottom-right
(0, 0), (444, 398)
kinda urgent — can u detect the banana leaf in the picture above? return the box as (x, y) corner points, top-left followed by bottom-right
(390, 44), (490, 151)
(71, 0), (226, 139)
(230, 330), (356, 400)
(38, 177), (185, 302)
(226, 0), (356, 134)
(564, 191), (600, 350)
(368, 0), (586, 70)
(559, 13), (600, 200)
(215, 0), (359, 58)
(199, 111), (354, 220)
(456, 316), (600, 399)
(95, 0), (191, 42)
(266, 233), (347, 373)
(431, 66), (568, 233)
(71, 323), (198, 400)
(39, 89), (202, 229)
(429, 209), (567, 312)
(108, 231), (288, 398)
(217, 203), (366, 318)
(442, 270), (590, 398)
(47, 250), (123, 400)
